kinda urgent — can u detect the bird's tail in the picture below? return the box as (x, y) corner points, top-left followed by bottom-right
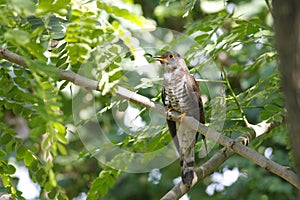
(180, 146), (196, 185)
(178, 125), (197, 186)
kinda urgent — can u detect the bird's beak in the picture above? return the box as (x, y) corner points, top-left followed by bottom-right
(154, 56), (167, 64)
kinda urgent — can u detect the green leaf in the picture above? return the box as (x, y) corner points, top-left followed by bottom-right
(2, 81), (14, 94)
(0, 149), (7, 157)
(87, 177), (102, 200)
(30, 126), (46, 138)
(14, 76), (30, 89)
(36, 0), (70, 16)
(265, 104), (282, 113)
(57, 143), (67, 155)
(108, 45), (120, 54)
(118, 100), (129, 112)
(1, 174), (11, 187)
(71, 9), (82, 16)
(0, 133), (13, 145)
(273, 114), (283, 122)
(57, 193), (68, 200)
(16, 145), (27, 160)
(52, 122), (66, 134)
(87, 169), (120, 199)
(41, 136), (51, 151)
(36, 168), (47, 183)
(77, 149), (90, 159)
(67, 43), (91, 64)
(48, 15), (66, 39)
(56, 131), (68, 144)
(4, 30), (30, 45)
(48, 188), (58, 199)
(29, 159), (39, 172)
(9, 0), (35, 16)
(194, 33), (210, 42)
(183, 0), (197, 17)
(27, 16), (44, 30)
(6, 164), (16, 175)
(24, 151), (34, 167)
(26, 60), (58, 78)
(56, 56), (68, 68)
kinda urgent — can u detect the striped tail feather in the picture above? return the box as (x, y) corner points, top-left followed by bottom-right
(177, 124), (198, 185)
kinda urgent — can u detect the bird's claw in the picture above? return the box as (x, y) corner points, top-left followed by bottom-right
(179, 113), (186, 122)
(166, 107), (173, 120)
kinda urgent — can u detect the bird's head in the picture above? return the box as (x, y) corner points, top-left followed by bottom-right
(154, 52), (186, 72)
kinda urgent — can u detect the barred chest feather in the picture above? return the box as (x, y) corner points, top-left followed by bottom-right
(163, 70), (190, 113)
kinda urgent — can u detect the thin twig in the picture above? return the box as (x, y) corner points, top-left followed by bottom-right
(265, 0), (274, 17)
(221, 67), (249, 125)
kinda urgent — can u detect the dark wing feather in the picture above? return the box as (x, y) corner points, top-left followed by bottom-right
(189, 75), (205, 124)
(188, 75), (208, 155)
(167, 120), (180, 151)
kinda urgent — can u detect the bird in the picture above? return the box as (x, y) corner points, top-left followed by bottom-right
(154, 51), (207, 186)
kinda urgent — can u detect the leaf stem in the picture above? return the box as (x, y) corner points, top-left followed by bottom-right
(221, 67), (249, 125)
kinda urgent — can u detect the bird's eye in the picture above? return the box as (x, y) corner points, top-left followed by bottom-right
(168, 54), (174, 59)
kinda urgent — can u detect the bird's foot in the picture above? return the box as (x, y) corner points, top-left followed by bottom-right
(179, 113), (186, 122)
(166, 107), (173, 120)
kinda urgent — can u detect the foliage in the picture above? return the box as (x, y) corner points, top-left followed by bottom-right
(0, 0), (296, 199)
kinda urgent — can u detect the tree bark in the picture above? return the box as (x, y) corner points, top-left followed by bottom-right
(273, 0), (300, 193)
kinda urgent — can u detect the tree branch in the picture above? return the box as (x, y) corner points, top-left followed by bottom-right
(0, 48), (28, 68)
(0, 48), (299, 198)
(160, 120), (287, 199)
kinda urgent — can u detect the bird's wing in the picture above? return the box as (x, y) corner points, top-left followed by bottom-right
(185, 74), (208, 155)
(192, 76), (205, 123)
(184, 74), (202, 121)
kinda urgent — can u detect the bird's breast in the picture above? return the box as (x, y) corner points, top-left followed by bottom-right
(163, 72), (189, 112)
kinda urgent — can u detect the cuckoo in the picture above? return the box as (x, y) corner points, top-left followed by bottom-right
(154, 51), (207, 186)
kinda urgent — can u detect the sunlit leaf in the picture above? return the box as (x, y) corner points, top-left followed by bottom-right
(97, 1), (153, 28)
